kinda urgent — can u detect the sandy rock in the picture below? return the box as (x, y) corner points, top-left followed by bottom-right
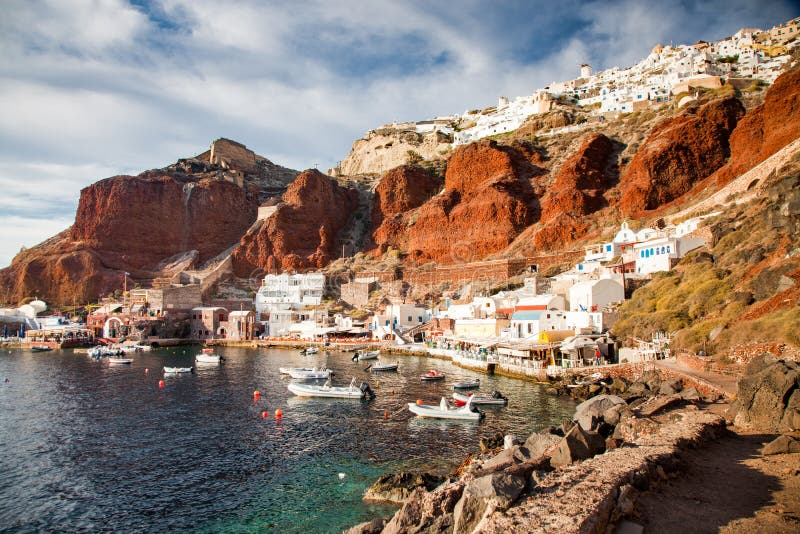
(659, 378), (684, 396)
(613, 416), (660, 442)
(524, 433), (562, 458)
(680, 386), (702, 402)
(478, 445), (533, 473)
(603, 404), (628, 427)
(733, 358), (800, 433)
(452, 472), (527, 534)
(640, 394), (684, 417)
(762, 435), (800, 455)
(551, 424), (606, 467)
(382, 480), (465, 534)
(609, 377), (630, 395)
(574, 394), (627, 430)
(363, 471), (445, 504)
(343, 516), (388, 534)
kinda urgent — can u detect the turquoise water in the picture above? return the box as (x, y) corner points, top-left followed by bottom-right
(0, 347), (576, 532)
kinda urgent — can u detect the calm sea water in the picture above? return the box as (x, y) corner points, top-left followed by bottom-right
(0, 347), (575, 533)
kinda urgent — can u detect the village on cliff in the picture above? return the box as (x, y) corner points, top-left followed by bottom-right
(1, 16), (799, 379)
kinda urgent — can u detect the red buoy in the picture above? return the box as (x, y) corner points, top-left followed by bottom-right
(261, 410), (268, 419)
(253, 390), (261, 401)
(384, 411), (388, 419)
(158, 380), (165, 388)
(416, 399), (423, 406)
(275, 409), (283, 419)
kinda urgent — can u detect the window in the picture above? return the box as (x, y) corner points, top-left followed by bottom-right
(667, 245), (671, 253)
(407, 316), (412, 322)
(606, 244), (612, 252)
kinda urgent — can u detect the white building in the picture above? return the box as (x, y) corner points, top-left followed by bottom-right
(568, 278), (625, 312)
(371, 303), (430, 332)
(254, 272), (325, 316)
(634, 235), (706, 275)
(509, 310), (567, 340)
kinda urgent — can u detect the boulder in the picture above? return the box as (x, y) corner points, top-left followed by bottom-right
(746, 352), (780, 376)
(640, 394), (683, 416)
(602, 404), (628, 426)
(550, 424), (606, 467)
(626, 382), (649, 397)
(479, 432), (505, 453)
(659, 378), (684, 396)
(344, 516), (389, 534)
(524, 433), (562, 459)
(762, 435), (800, 455)
(504, 434), (520, 449)
(637, 370), (663, 391)
(613, 416), (660, 442)
(478, 445), (533, 473)
(382, 480), (465, 534)
(452, 472), (527, 534)
(574, 394), (627, 430)
(609, 377), (629, 395)
(733, 359), (800, 432)
(363, 471), (445, 504)
(680, 386), (702, 402)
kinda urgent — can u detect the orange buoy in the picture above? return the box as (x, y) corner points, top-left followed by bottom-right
(275, 409), (283, 419)
(158, 380), (165, 388)
(416, 399), (423, 406)
(261, 410), (268, 419)
(384, 411), (388, 419)
(253, 390), (261, 400)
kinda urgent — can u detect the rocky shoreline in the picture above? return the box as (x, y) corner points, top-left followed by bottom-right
(347, 355), (800, 533)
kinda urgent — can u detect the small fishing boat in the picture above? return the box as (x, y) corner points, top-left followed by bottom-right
(196, 348), (223, 364)
(408, 396), (483, 421)
(108, 357), (134, 365)
(453, 378), (480, 389)
(164, 366), (192, 374)
(301, 347), (320, 355)
(279, 367), (314, 375)
(352, 350), (379, 361)
(288, 378), (374, 399)
(370, 361), (399, 372)
(30, 345), (54, 352)
(420, 369), (445, 381)
(288, 367), (332, 380)
(452, 390), (508, 406)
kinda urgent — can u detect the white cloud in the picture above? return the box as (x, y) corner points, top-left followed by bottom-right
(0, 215), (73, 268)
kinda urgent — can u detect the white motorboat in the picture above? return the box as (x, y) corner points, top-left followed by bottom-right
(453, 378), (480, 389)
(196, 348), (223, 364)
(164, 366), (193, 374)
(279, 367), (314, 375)
(452, 390), (508, 406)
(408, 396), (483, 421)
(370, 361), (399, 372)
(288, 378), (375, 399)
(288, 367), (332, 380)
(352, 350), (379, 361)
(301, 347), (320, 355)
(108, 357), (133, 365)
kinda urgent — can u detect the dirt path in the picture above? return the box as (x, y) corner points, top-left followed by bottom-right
(634, 427), (800, 533)
(655, 358), (739, 398)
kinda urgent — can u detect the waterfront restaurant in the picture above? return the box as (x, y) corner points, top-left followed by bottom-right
(24, 325), (94, 348)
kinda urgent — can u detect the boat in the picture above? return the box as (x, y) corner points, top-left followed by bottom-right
(88, 346), (126, 359)
(453, 378), (480, 389)
(108, 357), (134, 365)
(453, 390), (508, 406)
(196, 348), (223, 364)
(288, 367), (332, 379)
(301, 347), (320, 355)
(164, 366), (193, 374)
(288, 378), (375, 399)
(30, 345), (54, 352)
(408, 396), (483, 420)
(279, 367), (314, 375)
(370, 361), (399, 372)
(352, 350), (379, 361)
(420, 369), (446, 381)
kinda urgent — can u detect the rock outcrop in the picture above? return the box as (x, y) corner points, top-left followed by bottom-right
(337, 126), (452, 176)
(619, 96), (745, 214)
(231, 169), (359, 276)
(0, 172), (258, 305)
(712, 67), (800, 187)
(363, 471), (444, 504)
(369, 165), (443, 253)
(535, 133), (616, 249)
(389, 140), (542, 263)
(731, 354), (800, 432)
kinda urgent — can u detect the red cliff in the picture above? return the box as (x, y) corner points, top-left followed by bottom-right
(231, 169), (359, 276)
(711, 67), (800, 186)
(619, 96), (744, 215)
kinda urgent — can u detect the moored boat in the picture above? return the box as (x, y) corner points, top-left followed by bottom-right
(288, 378), (374, 399)
(279, 367), (314, 375)
(352, 350), (379, 361)
(164, 366), (192, 374)
(30, 345), (54, 352)
(408, 396), (482, 420)
(420, 369), (445, 381)
(288, 367), (332, 380)
(196, 348), (223, 364)
(453, 378), (480, 389)
(452, 390), (508, 406)
(370, 361), (399, 372)
(108, 357), (134, 365)
(301, 347), (320, 355)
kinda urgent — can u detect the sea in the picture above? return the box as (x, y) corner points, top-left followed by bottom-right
(0, 347), (576, 533)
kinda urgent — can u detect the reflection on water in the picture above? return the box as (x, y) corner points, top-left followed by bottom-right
(0, 347), (575, 533)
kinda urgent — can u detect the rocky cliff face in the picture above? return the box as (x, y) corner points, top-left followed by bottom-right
(534, 134), (617, 250)
(337, 127), (452, 176)
(0, 171), (258, 305)
(711, 68), (800, 187)
(392, 140), (544, 264)
(618, 96), (745, 215)
(231, 169), (359, 276)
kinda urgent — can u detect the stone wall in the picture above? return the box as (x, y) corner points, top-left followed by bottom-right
(340, 281), (374, 307)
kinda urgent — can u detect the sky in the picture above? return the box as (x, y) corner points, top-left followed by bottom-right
(0, 0), (797, 267)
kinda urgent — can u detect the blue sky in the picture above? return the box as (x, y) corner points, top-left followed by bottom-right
(0, 0), (796, 267)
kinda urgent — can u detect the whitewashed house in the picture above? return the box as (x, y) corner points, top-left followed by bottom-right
(509, 310), (567, 340)
(254, 272), (325, 317)
(568, 278), (625, 312)
(634, 235), (706, 275)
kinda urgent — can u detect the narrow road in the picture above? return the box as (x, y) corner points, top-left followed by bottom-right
(655, 357), (739, 398)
